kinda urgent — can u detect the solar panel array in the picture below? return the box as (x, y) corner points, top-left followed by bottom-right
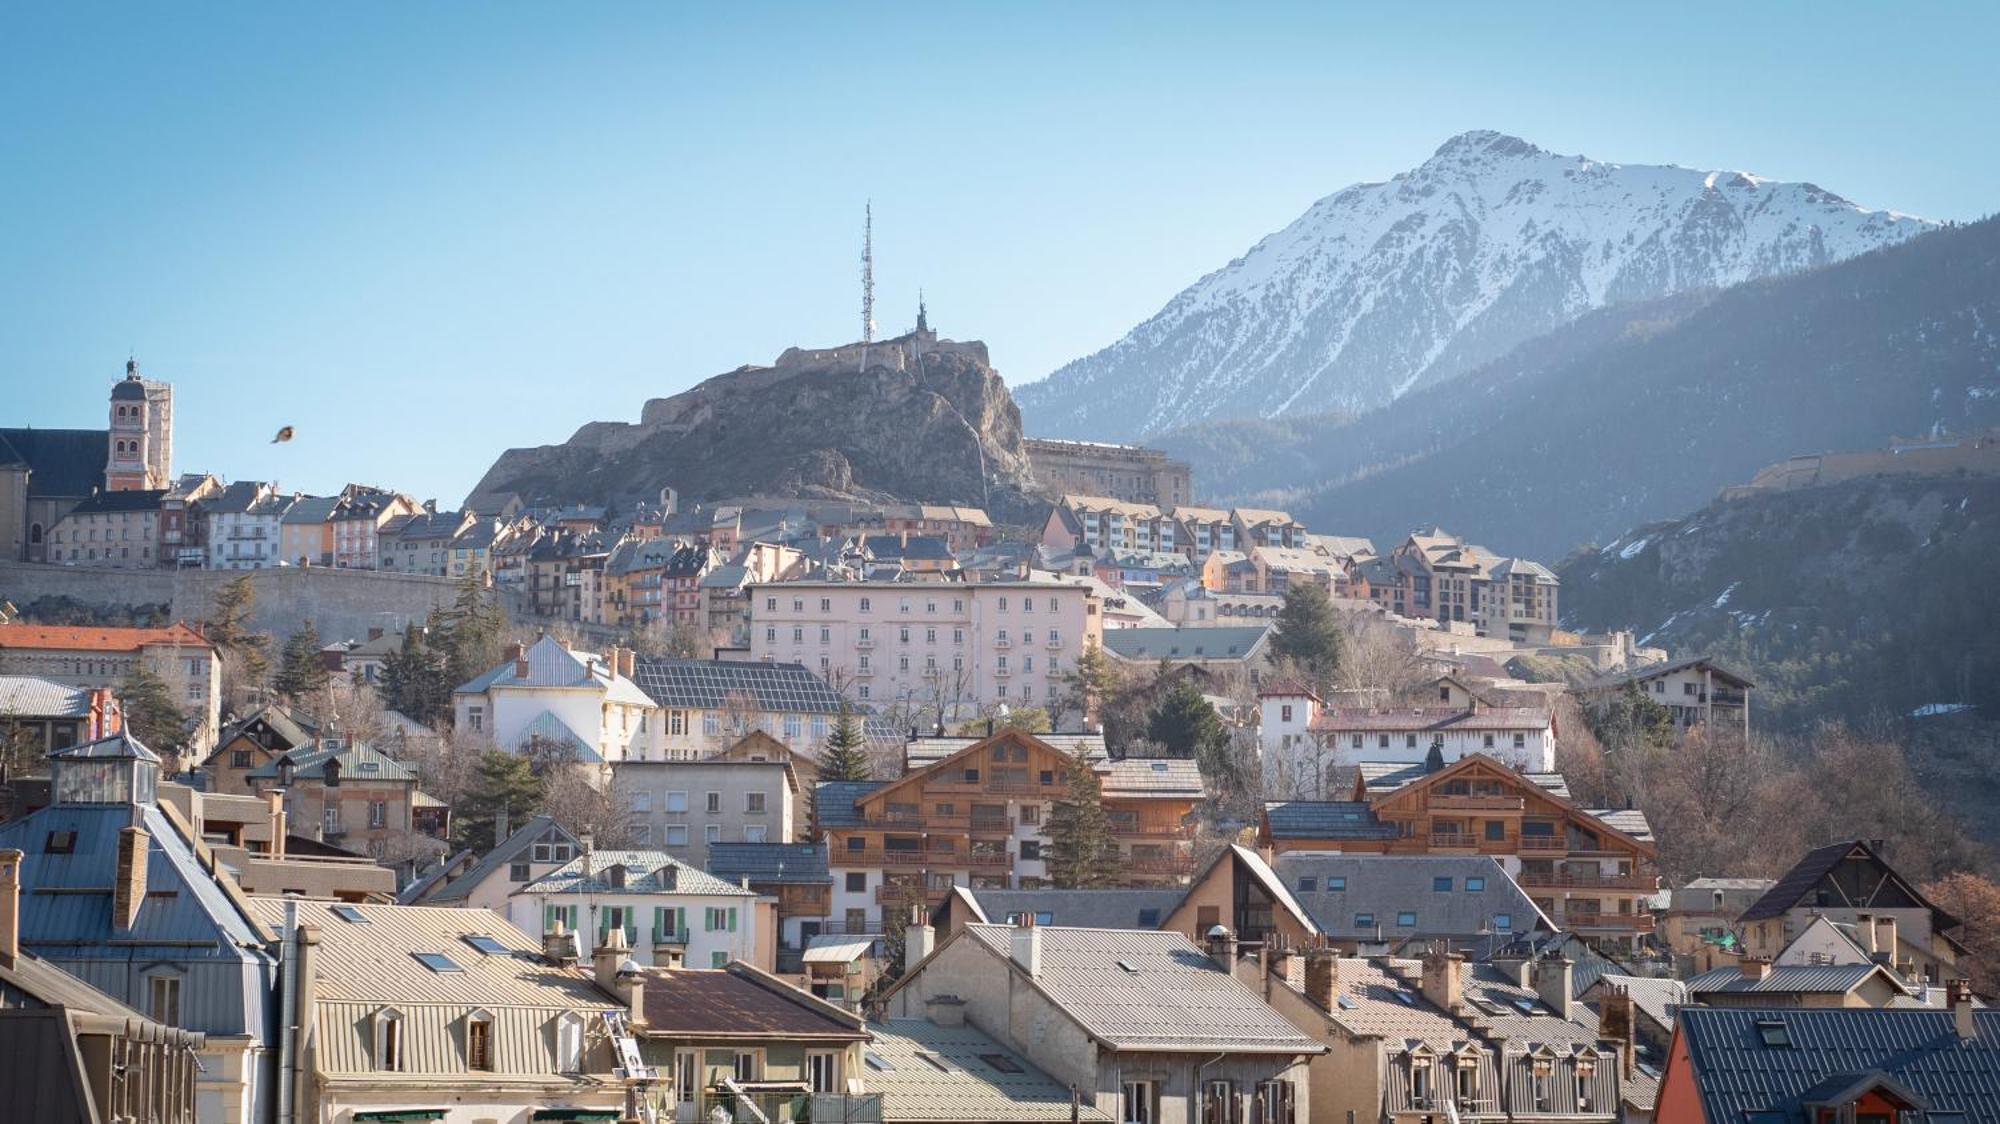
(632, 657), (847, 713)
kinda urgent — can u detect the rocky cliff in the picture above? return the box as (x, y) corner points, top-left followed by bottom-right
(467, 329), (1035, 513)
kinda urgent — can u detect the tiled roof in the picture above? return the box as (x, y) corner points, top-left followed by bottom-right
(958, 923), (1324, 1055)
(279, 495), (340, 524)
(1263, 800), (1398, 841)
(637, 962), (864, 1039)
(906, 734), (1108, 769)
(0, 622), (211, 653)
(1096, 756), (1205, 798)
(813, 781), (887, 829)
(705, 842), (829, 885)
(1099, 626), (1270, 661)
(1675, 1007), (2000, 1123)
(864, 1018), (1115, 1122)
(0, 675), (93, 718)
(1354, 761), (1569, 798)
(1587, 808), (1656, 842)
(1274, 854), (1552, 943)
(1311, 705), (1551, 733)
(527, 849), (755, 897)
(632, 656), (846, 714)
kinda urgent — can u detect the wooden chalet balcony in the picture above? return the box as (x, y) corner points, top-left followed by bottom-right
(1123, 851), (1195, 876)
(1518, 835), (1567, 852)
(968, 815), (1014, 834)
(1563, 912), (1656, 934)
(1517, 869), (1659, 892)
(966, 850), (1012, 868)
(877, 884), (951, 905)
(844, 847), (963, 868)
(1107, 819), (1196, 840)
(1428, 794), (1526, 812)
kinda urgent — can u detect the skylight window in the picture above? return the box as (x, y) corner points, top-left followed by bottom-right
(864, 1053), (894, 1073)
(1117, 959), (1140, 974)
(1754, 1019), (1791, 1048)
(1337, 995), (1359, 1011)
(915, 1052), (950, 1073)
(1137, 909), (1161, 927)
(332, 904), (369, 924)
(980, 1054), (1025, 1074)
(1513, 999), (1538, 1014)
(462, 934), (510, 955)
(1394, 991), (1417, 1007)
(413, 952), (464, 973)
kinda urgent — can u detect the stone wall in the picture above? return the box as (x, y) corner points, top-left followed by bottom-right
(0, 562), (530, 643)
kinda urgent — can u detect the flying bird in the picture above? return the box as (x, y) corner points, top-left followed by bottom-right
(271, 426), (294, 444)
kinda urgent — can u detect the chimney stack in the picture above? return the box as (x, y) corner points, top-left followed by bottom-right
(1599, 983), (1637, 1077)
(494, 806), (510, 847)
(1874, 916), (1899, 968)
(1949, 978), (1977, 1040)
(924, 994), (966, 1027)
(114, 825), (149, 933)
(1535, 956), (1574, 1020)
(1010, 914), (1042, 978)
(619, 647), (635, 678)
(266, 791), (287, 860)
(1855, 913), (1876, 955)
(1304, 947), (1341, 1014)
(1422, 947), (1464, 1013)
(906, 906), (935, 974)
(1738, 958), (1771, 981)
(1205, 924), (1238, 968)
(543, 918), (580, 966)
(0, 849), (21, 969)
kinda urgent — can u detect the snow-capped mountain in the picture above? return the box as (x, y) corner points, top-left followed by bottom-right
(1018, 130), (1935, 440)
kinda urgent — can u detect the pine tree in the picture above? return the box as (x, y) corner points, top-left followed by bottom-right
(1148, 679), (1228, 761)
(818, 705), (872, 782)
(1269, 581), (1344, 682)
(273, 620), (330, 705)
(1044, 749), (1117, 888)
(119, 666), (191, 756)
(435, 574), (508, 691)
(206, 574), (270, 692)
(382, 625), (453, 726)
(457, 748), (545, 851)
(1060, 640), (1117, 729)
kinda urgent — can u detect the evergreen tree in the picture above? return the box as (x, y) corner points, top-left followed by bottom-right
(818, 705), (872, 782)
(1060, 640), (1116, 730)
(435, 574), (509, 691)
(119, 666), (191, 756)
(1148, 679), (1229, 761)
(273, 620), (330, 705)
(382, 625), (453, 726)
(1269, 582), (1344, 681)
(206, 574), (270, 692)
(1044, 749), (1118, 888)
(457, 748), (545, 852)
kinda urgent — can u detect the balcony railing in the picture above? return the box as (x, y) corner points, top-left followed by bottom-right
(1517, 870), (1659, 892)
(1107, 820), (1196, 839)
(1518, 835), (1567, 851)
(966, 851), (1011, 868)
(876, 884), (950, 905)
(1123, 852), (1195, 876)
(1562, 912), (1656, 933)
(1429, 794), (1527, 811)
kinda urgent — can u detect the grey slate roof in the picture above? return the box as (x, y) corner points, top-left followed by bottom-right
(244, 738), (416, 783)
(1676, 1007), (2000, 1123)
(1355, 761), (1570, 798)
(947, 887), (1184, 931)
(279, 495), (340, 524)
(1097, 756), (1206, 798)
(706, 842), (830, 885)
(864, 1018), (1115, 1122)
(632, 656), (846, 714)
(0, 428), (107, 498)
(1263, 800), (1398, 841)
(65, 487), (166, 515)
(813, 781), (886, 829)
(1273, 854), (1552, 943)
(527, 849), (755, 897)
(957, 924), (1324, 1055)
(1100, 625), (1270, 662)
(408, 814), (577, 905)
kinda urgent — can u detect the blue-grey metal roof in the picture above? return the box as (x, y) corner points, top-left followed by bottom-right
(706, 842), (830, 885)
(411, 815), (576, 905)
(525, 849), (754, 897)
(1274, 854), (1552, 943)
(813, 781), (887, 829)
(1686, 963), (1897, 996)
(1263, 800), (1398, 840)
(244, 738), (417, 782)
(1099, 625), (1270, 661)
(49, 729), (160, 763)
(0, 676), (92, 718)
(632, 656), (847, 714)
(1678, 1006), (2000, 1122)
(949, 887), (1184, 930)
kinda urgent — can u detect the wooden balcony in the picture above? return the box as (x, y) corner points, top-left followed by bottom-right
(1518, 835), (1567, 852)
(1518, 870), (1659, 892)
(842, 847), (963, 868)
(1107, 820), (1196, 840)
(1428, 794), (1526, 812)
(877, 884), (951, 905)
(1123, 851), (1195, 876)
(966, 851), (1012, 868)
(1563, 912), (1656, 934)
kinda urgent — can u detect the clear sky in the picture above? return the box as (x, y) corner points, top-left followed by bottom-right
(4, 2), (1996, 505)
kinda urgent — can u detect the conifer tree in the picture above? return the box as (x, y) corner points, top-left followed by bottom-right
(273, 620), (330, 705)
(818, 705), (872, 782)
(457, 748), (545, 851)
(206, 574), (271, 694)
(119, 666), (191, 756)
(1045, 749), (1118, 888)
(1270, 581), (1344, 682)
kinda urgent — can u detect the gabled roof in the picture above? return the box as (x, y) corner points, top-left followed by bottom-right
(637, 962), (865, 1040)
(1354, 759), (1571, 799)
(524, 849), (755, 897)
(0, 622), (211, 654)
(1365, 754), (1657, 858)
(1674, 1007), (2000, 1123)
(0, 675), (93, 718)
(1100, 625), (1270, 662)
(1310, 705), (1552, 733)
(1740, 839), (1951, 924)
(278, 495), (340, 524)
(410, 815), (576, 905)
(864, 1018), (1115, 1123)
(243, 738), (416, 783)
(706, 842), (829, 885)
(511, 709), (602, 762)
(631, 656), (846, 714)
(943, 886), (1185, 931)
(455, 633), (653, 706)
(953, 924), (1324, 1055)
(0, 428), (107, 498)
(49, 728), (160, 764)
(1686, 962), (1908, 997)
(1586, 974), (1688, 1030)
(64, 487), (166, 515)
(1578, 655), (1756, 693)
(1263, 800), (1399, 841)
(1275, 854), (1553, 943)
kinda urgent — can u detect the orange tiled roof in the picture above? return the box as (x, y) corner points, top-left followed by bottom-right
(0, 622), (211, 652)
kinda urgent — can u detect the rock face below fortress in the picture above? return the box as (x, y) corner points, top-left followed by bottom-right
(466, 328), (1035, 515)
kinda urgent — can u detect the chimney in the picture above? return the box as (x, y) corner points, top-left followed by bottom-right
(924, 994), (966, 1027)
(1421, 947), (1463, 1013)
(113, 825), (149, 933)
(494, 806), (510, 847)
(1535, 956), (1574, 1020)
(1855, 913), (1876, 955)
(619, 647), (635, 678)
(1738, 957), (1771, 981)
(266, 791), (287, 860)
(543, 918), (580, 966)
(594, 923), (631, 992)
(0, 849), (20, 969)
(1010, 914), (1042, 978)
(1874, 916), (1899, 967)
(1599, 983), (1638, 1077)
(1949, 979), (1977, 1040)
(1205, 924), (1238, 968)
(1304, 947), (1340, 1014)
(367, 626), (384, 642)
(515, 651), (531, 679)
(906, 906), (935, 974)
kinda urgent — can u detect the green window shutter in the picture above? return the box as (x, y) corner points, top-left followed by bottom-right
(653, 907), (668, 942)
(544, 904), (557, 934)
(728, 907), (738, 932)
(625, 915), (638, 946)
(676, 908), (687, 939)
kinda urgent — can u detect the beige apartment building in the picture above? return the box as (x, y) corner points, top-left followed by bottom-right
(0, 622), (222, 754)
(1023, 437), (1193, 507)
(746, 580), (1102, 720)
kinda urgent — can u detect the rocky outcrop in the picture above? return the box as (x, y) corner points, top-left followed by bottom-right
(466, 329), (1034, 513)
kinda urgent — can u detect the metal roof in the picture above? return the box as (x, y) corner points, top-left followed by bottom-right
(1273, 854), (1552, 942)
(245, 738), (416, 783)
(631, 656), (847, 714)
(957, 924), (1324, 1055)
(456, 634), (653, 707)
(864, 1017), (1113, 1122)
(1099, 625), (1270, 662)
(1686, 963), (1898, 996)
(1263, 800), (1399, 840)
(408, 815), (577, 905)
(948, 887), (1185, 931)
(1676, 1007), (2000, 1123)
(525, 850), (755, 898)
(1311, 705), (1552, 733)
(49, 728), (160, 763)
(0, 675), (93, 718)
(802, 936), (877, 964)
(1588, 974), (1687, 1031)
(705, 842), (830, 885)
(813, 781), (887, 829)
(637, 962), (864, 1038)
(1577, 655), (1756, 693)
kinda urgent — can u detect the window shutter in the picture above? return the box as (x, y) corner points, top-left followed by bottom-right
(728, 907), (738, 932)
(677, 908), (687, 939)
(544, 904), (557, 933)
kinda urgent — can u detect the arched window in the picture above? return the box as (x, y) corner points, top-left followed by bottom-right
(555, 1012), (584, 1073)
(465, 1008), (495, 1071)
(373, 1007), (405, 1071)
(28, 523), (41, 545)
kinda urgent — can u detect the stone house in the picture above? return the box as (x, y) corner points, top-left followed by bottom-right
(0, 622), (222, 754)
(44, 486), (165, 567)
(614, 757), (800, 864)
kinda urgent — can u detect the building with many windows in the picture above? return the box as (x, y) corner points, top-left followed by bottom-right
(614, 758), (800, 866)
(0, 622), (221, 754)
(513, 848), (768, 970)
(629, 655), (850, 762)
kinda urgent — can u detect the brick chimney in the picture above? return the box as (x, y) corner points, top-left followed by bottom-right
(1598, 983), (1637, 1077)
(1738, 957), (1771, 980)
(1949, 978), (1977, 1040)
(1535, 956), (1574, 1020)
(113, 825), (149, 933)
(88, 688), (121, 739)
(0, 848), (21, 969)
(1873, 916), (1899, 967)
(1010, 913), (1042, 978)
(618, 647), (635, 679)
(1422, 947), (1463, 1013)
(1304, 947), (1341, 1013)
(266, 791), (287, 860)
(514, 643), (531, 679)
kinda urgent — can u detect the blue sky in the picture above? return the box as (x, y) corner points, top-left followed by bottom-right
(4, 2), (1996, 505)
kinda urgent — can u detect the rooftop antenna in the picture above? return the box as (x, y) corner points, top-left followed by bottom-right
(859, 201), (876, 372)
